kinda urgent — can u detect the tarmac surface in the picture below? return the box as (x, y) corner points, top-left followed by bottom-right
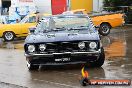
(0, 25), (132, 88)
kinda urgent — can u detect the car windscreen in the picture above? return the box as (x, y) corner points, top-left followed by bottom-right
(35, 15), (95, 33)
(20, 16), (28, 23)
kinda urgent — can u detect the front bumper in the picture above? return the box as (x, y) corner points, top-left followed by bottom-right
(25, 49), (101, 65)
(25, 49), (101, 57)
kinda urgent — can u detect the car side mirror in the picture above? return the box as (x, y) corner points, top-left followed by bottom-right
(29, 26), (36, 34)
(95, 26), (100, 28)
(95, 26), (100, 30)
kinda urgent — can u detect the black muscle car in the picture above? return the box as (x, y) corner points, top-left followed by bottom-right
(24, 14), (105, 70)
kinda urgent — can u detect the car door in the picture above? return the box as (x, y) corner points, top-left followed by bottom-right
(20, 16), (37, 37)
(0, 23), (21, 38)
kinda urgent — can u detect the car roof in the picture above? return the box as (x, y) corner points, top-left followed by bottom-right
(28, 13), (51, 17)
(71, 9), (86, 12)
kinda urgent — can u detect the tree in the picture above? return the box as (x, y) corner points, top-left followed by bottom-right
(103, 0), (132, 11)
(104, 0), (132, 7)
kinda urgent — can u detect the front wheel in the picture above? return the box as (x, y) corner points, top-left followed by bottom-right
(27, 61), (39, 70)
(3, 31), (15, 41)
(99, 23), (111, 36)
(89, 48), (105, 67)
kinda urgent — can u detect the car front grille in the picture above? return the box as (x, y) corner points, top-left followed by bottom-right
(25, 41), (99, 54)
(43, 41), (99, 53)
(46, 42), (79, 53)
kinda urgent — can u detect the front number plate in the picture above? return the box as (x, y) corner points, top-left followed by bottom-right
(55, 58), (70, 62)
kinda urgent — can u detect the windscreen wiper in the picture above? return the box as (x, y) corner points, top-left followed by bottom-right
(52, 27), (66, 31)
(68, 26), (88, 31)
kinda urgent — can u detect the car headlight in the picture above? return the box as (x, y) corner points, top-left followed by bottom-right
(78, 42), (85, 49)
(89, 42), (97, 49)
(39, 44), (46, 51)
(28, 45), (35, 52)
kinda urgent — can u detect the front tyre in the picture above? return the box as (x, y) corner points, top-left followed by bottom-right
(90, 48), (105, 67)
(27, 61), (39, 70)
(3, 31), (15, 41)
(99, 23), (111, 36)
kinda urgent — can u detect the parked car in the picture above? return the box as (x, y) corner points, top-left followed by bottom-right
(24, 14), (105, 70)
(0, 13), (50, 41)
(66, 9), (125, 36)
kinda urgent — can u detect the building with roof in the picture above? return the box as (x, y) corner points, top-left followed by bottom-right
(0, 0), (103, 15)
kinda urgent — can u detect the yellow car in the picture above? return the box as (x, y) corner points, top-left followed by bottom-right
(70, 9), (125, 36)
(0, 13), (51, 41)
